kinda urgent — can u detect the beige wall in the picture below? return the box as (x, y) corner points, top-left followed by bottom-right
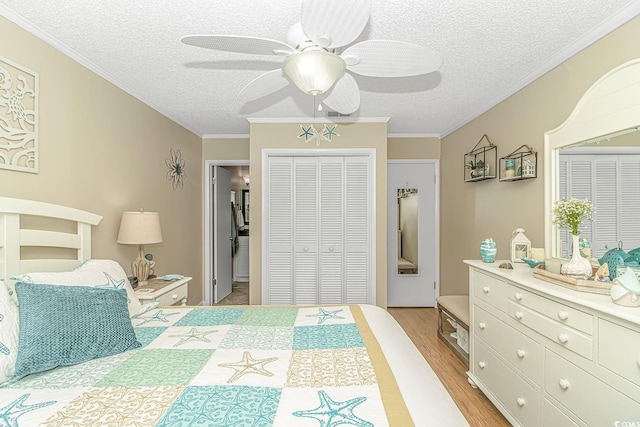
(248, 121), (388, 307)
(440, 15), (640, 296)
(388, 136), (440, 159)
(0, 17), (204, 303)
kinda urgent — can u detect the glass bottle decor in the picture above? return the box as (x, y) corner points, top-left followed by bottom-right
(561, 234), (592, 279)
(480, 238), (497, 263)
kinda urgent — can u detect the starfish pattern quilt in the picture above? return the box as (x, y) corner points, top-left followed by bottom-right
(0, 305), (417, 426)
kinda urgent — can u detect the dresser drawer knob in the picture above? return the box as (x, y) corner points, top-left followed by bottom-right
(557, 311), (569, 321)
(482, 286), (490, 294)
(514, 311), (524, 320)
(478, 322), (486, 330)
(172, 293), (178, 300)
(558, 333), (569, 344)
(559, 379), (570, 390)
(514, 292), (523, 301)
(516, 397), (525, 407)
(516, 349), (526, 358)
(478, 361), (486, 369)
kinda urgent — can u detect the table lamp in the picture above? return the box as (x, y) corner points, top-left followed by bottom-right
(117, 211), (163, 281)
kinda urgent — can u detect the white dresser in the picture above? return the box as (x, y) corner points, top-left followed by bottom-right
(465, 260), (640, 426)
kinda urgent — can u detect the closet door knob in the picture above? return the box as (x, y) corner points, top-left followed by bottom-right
(478, 322), (486, 330)
(482, 286), (490, 294)
(478, 361), (486, 369)
(559, 379), (570, 390)
(516, 349), (526, 358)
(558, 333), (569, 344)
(516, 397), (525, 407)
(303, 247), (309, 252)
(515, 311), (524, 320)
(329, 247), (334, 252)
(514, 292), (523, 301)
(558, 311), (569, 321)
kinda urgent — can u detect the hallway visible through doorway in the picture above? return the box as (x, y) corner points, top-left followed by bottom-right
(217, 281), (249, 305)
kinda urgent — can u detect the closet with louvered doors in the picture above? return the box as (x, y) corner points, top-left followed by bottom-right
(263, 151), (374, 305)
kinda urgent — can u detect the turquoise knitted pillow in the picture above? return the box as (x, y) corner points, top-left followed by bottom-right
(14, 283), (141, 379)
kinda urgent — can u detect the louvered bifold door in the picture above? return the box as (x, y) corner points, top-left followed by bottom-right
(319, 157), (344, 304)
(266, 157), (294, 305)
(344, 156), (370, 304)
(293, 157), (319, 304)
(592, 158), (619, 257)
(619, 155), (640, 251)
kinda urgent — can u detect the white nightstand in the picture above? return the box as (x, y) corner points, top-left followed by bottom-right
(134, 276), (191, 306)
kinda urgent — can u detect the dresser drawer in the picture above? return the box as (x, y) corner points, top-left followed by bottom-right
(507, 301), (592, 359)
(473, 340), (541, 426)
(509, 287), (593, 335)
(545, 350), (640, 426)
(598, 319), (640, 390)
(155, 282), (188, 306)
(543, 400), (581, 427)
(471, 270), (508, 312)
(473, 304), (543, 385)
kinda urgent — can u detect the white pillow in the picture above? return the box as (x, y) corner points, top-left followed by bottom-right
(12, 260), (143, 317)
(0, 280), (19, 384)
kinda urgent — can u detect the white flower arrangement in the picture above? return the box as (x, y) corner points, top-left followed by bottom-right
(552, 198), (593, 236)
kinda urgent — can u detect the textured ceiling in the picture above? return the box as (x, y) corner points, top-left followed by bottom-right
(1, 1), (639, 137)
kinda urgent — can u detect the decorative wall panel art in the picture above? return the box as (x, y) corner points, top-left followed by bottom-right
(297, 124), (340, 146)
(0, 57), (38, 173)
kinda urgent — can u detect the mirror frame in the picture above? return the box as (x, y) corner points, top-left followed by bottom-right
(544, 58), (640, 258)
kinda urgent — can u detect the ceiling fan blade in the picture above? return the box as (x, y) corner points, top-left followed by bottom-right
(181, 35), (293, 56)
(343, 40), (443, 77)
(301, 0), (371, 49)
(238, 69), (290, 103)
(322, 73), (360, 114)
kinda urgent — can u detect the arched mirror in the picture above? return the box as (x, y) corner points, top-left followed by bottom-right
(544, 58), (640, 259)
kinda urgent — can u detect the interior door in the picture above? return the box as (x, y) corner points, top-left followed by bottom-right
(387, 162), (438, 307)
(214, 165), (233, 303)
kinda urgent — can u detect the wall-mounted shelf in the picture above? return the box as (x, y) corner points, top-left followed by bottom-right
(464, 134), (497, 182)
(499, 145), (537, 181)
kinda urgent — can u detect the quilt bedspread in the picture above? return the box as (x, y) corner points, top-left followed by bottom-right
(0, 305), (413, 426)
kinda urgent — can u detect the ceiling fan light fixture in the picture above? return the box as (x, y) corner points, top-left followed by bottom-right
(282, 50), (346, 95)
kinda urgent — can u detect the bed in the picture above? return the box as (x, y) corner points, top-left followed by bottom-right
(0, 197), (468, 426)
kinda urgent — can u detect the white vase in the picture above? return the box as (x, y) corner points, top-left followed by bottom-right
(561, 234), (592, 279)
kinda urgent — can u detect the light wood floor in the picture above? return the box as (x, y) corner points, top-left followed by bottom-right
(388, 307), (509, 427)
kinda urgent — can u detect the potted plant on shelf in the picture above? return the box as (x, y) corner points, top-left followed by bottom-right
(465, 160), (481, 178)
(464, 159), (485, 178)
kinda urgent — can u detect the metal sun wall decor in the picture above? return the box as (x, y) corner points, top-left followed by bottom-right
(0, 57), (39, 173)
(166, 148), (186, 190)
(297, 124), (340, 146)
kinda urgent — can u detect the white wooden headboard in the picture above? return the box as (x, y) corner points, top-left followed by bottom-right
(0, 197), (103, 292)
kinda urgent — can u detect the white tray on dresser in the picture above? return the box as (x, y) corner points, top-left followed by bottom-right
(465, 260), (640, 427)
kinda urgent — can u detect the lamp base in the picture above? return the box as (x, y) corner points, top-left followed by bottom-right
(131, 244), (151, 282)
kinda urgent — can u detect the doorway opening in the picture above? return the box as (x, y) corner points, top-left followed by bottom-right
(204, 160), (250, 306)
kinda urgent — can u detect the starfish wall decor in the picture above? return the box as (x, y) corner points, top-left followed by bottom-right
(297, 124), (340, 147)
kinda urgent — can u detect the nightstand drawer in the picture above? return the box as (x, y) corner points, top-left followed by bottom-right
(598, 319), (640, 389)
(155, 282), (188, 306)
(507, 301), (592, 359)
(545, 350), (640, 426)
(509, 287), (593, 335)
(471, 270), (508, 312)
(473, 304), (543, 385)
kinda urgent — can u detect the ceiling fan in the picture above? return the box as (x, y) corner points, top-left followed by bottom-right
(181, 0), (442, 114)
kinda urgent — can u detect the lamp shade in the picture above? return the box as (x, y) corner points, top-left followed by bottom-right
(282, 50), (346, 95)
(117, 211), (163, 245)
